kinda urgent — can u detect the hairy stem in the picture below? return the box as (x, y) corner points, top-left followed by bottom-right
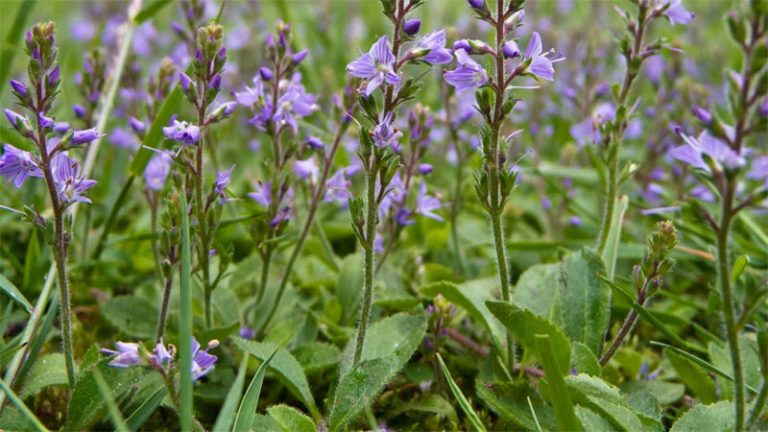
(156, 271), (174, 342)
(353, 159), (379, 366)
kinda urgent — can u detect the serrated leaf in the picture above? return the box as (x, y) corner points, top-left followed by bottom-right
(558, 251), (610, 355)
(571, 342), (601, 377)
(476, 380), (557, 431)
(292, 341), (339, 374)
(101, 296), (157, 339)
(267, 404), (315, 432)
(512, 262), (561, 321)
(339, 310), (427, 377)
(20, 353), (68, 398)
(669, 401), (734, 432)
(330, 311), (426, 431)
(486, 301), (570, 375)
(233, 338), (318, 418)
(421, 279), (505, 354)
(575, 406), (617, 431)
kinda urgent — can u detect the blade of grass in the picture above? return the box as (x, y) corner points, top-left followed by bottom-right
(436, 353), (487, 432)
(133, 0), (171, 24)
(0, 273), (33, 313)
(534, 334), (582, 432)
(0, 377), (49, 432)
(527, 396), (544, 432)
(212, 356), (249, 432)
(179, 189), (193, 432)
(0, 0), (37, 98)
(125, 385), (167, 431)
(92, 368), (130, 432)
(650, 341), (758, 394)
(0, 0), (143, 410)
(233, 348), (279, 432)
(601, 195), (629, 280)
(128, 87), (184, 175)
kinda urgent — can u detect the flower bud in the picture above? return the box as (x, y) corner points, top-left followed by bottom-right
(468, 0), (484, 10)
(453, 39), (472, 53)
(403, 18), (422, 36)
(418, 163), (433, 175)
(71, 128), (100, 145)
(691, 104), (712, 124)
(73, 104), (86, 118)
(9, 79), (27, 97)
(292, 49), (309, 65)
(259, 67), (273, 81)
(503, 40), (521, 58)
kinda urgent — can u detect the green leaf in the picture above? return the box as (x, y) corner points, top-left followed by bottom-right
(233, 339), (319, 419)
(266, 404), (316, 432)
(339, 310), (427, 377)
(92, 368), (130, 432)
(212, 357), (248, 432)
(20, 353), (68, 398)
(126, 385), (166, 432)
(476, 380), (556, 431)
(566, 374), (652, 431)
(66, 360), (145, 431)
(292, 341), (340, 374)
(133, 0), (171, 24)
(666, 349), (717, 403)
(0, 377), (49, 432)
(330, 311), (427, 431)
(670, 401), (735, 432)
(0, 272), (33, 314)
(512, 262), (561, 321)
(233, 349), (278, 432)
(558, 251), (610, 355)
(101, 296), (157, 339)
(487, 301), (570, 375)
(437, 354), (487, 432)
(536, 335), (582, 431)
(574, 406), (617, 431)
(601, 195), (629, 280)
(571, 342), (601, 377)
(128, 86), (184, 175)
(421, 279), (505, 354)
(336, 254), (363, 324)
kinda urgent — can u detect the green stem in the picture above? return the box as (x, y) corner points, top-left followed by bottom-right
(596, 163), (618, 257)
(155, 272), (174, 342)
(718, 183), (745, 431)
(52, 224), (77, 389)
(353, 160), (378, 366)
(91, 174), (136, 263)
(178, 188), (194, 432)
(256, 248), (272, 304)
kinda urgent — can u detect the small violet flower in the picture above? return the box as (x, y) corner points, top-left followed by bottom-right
(248, 181), (272, 208)
(294, 157), (319, 183)
(670, 131), (745, 173)
(51, 153), (96, 204)
(144, 151), (173, 191)
(0, 144), (42, 187)
(101, 342), (141, 368)
(347, 35), (400, 97)
(373, 112), (403, 150)
(414, 30), (453, 65)
(523, 32), (557, 81)
(162, 120), (201, 146)
(325, 169), (352, 203)
(444, 49), (488, 92)
(415, 182), (443, 221)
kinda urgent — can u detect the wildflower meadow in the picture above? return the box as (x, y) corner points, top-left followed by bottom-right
(0, 0), (766, 430)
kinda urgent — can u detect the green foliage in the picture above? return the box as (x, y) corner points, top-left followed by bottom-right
(437, 354), (487, 432)
(670, 401), (735, 432)
(233, 348), (278, 432)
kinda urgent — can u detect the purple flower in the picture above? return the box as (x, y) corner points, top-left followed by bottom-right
(53, 122), (70, 133)
(415, 182), (442, 221)
(129, 117), (146, 134)
(239, 326), (255, 340)
(191, 338), (218, 381)
(325, 169), (352, 203)
(210, 74), (222, 90)
(670, 131), (745, 173)
(663, 0), (694, 25)
(418, 163), (433, 175)
(346, 35), (400, 97)
(404, 19), (422, 36)
(372, 113), (402, 150)
(272, 206), (293, 227)
(415, 30), (453, 65)
(444, 49), (488, 91)
(101, 342), (141, 368)
(569, 216), (582, 226)
(4, 109), (29, 131)
(468, 0), (484, 10)
(235, 77), (265, 106)
(148, 340), (173, 372)
(215, 166), (234, 201)
(179, 72), (193, 92)
(524, 32), (556, 81)
(248, 181), (272, 207)
(51, 153), (96, 204)
(162, 120), (201, 146)
(292, 49), (309, 65)
(144, 151), (173, 191)
(748, 155), (768, 187)
(272, 79), (318, 133)
(691, 105), (712, 124)
(374, 234), (384, 254)
(71, 128), (100, 145)
(396, 208), (414, 226)
(9, 79), (27, 97)
(110, 127), (138, 150)
(38, 114), (54, 129)
(73, 105), (86, 118)
(294, 158), (319, 182)
(259, 67), (273, 81)
(503, 40), (521, 59)
(0, 144), (42, 187)
(306, 136), (324, 150)
(453, 39), (472, 52)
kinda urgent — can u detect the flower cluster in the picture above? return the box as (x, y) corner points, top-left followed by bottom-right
(101, 337), (219, 381)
